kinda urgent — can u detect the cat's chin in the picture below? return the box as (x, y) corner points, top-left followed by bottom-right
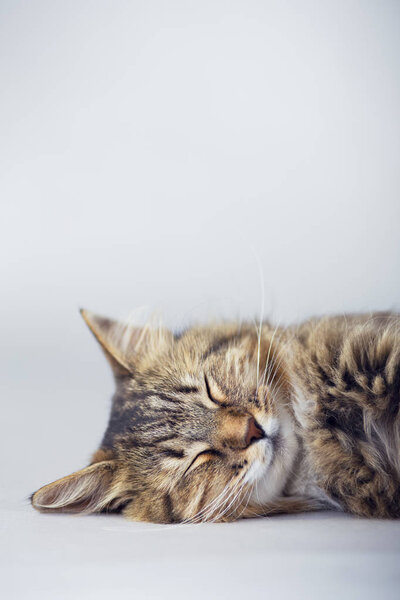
(245, 412), (299, 506)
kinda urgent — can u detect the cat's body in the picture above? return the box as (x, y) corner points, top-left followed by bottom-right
(32, 311), (400, 522)
(287, 314), (400, 518)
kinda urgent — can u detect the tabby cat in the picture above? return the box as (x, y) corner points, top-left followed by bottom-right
(31, 310), (400, 522)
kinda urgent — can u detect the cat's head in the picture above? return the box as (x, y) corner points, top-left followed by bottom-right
(31, 310), (298, 523)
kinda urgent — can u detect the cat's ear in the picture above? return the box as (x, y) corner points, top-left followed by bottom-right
(31, 461), (123, 514)
(80, 309), (146, 377)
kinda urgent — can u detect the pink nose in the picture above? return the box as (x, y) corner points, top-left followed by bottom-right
(245, 417), (265, 447)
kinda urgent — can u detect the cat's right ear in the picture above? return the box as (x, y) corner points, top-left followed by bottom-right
(80, 309), (145, 378)
(31, 460), (123, 514)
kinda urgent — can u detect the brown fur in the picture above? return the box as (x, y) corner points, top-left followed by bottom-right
(287, 313), (400, 518)
(31, 310), (400, 522)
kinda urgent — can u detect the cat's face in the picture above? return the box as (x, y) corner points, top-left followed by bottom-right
(31, 312), (298, 523)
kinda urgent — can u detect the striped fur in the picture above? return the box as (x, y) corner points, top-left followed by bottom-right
(31, 311), (400, 522)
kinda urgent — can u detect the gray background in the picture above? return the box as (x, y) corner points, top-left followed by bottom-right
(1, 1), (400, 599)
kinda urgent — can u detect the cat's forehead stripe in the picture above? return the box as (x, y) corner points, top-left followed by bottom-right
(174, 386), (199, 394)
(202, 335), (238, 359)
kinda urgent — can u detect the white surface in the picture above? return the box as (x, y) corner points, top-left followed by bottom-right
(2, 499), (400, 600)
(2, 2), (400, 599)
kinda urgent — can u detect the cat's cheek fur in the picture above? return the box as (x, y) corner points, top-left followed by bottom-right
(121, 495), (171, 524)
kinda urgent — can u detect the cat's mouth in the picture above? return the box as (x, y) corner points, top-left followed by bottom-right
(255, 428), (282, 459)
(256, 415), (281, 448)
(244, 429), (281, 483)
(245, 412), (299, 505)
(262, 429), (283, 466)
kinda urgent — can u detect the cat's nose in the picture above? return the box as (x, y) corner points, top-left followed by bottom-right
(245, 417), (265, 447)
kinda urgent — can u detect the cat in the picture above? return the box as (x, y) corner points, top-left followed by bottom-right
(31, 309), (400, 522)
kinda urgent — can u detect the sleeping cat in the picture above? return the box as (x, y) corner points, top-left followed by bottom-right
(31, 310), (400, 522)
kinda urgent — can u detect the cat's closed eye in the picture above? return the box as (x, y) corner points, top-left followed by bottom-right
(184, 449), (221, 477)
(204, 374), (229, 407)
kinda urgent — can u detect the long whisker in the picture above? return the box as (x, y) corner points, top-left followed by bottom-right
(254, 248), (265, 393)
(265, 328), (289, 389)
(211, 478), (248, 522)
(198, 479), (243, 523)
(234, 483), (255, 519)
(263, 328), (299, 402)
(200, 476), (246, 524)
(181, 480), (234, 524)
(184, 475), (244, 524)
(266, 334), (299, 400)
(259, 322), (281, 392)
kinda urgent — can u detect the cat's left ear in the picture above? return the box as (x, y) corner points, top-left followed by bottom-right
(80, 309), (172, 378)
(31, 461), (124, 514)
